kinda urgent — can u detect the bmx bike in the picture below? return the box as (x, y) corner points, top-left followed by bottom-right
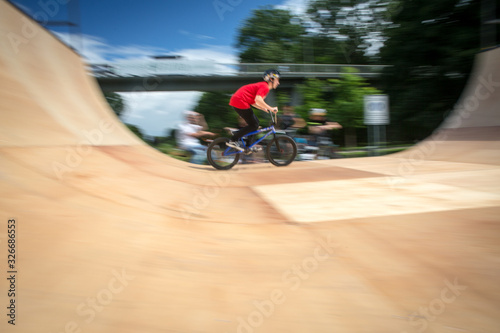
(206, 111), (297, 170)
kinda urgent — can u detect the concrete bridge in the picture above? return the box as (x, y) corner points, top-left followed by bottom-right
(92, 60), (389, 93)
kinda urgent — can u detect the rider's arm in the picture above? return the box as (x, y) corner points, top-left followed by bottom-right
(188, 131), (209, 138)
(184, 125), (213, 138)
(195, 113), (209, 130)
(253, 95), (277, 113)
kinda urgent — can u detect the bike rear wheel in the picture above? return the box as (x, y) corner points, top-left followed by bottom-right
(266, 135), (297, 167)
(207, 137), (240, 170)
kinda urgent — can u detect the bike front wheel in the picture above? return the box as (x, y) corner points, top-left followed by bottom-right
(266, 135), (297, 167)
(207, 137), (240, 170)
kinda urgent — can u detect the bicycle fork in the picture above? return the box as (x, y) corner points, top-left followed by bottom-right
(272, 132), (282, 152)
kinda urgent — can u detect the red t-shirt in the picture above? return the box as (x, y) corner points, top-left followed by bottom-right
(229, 81), (269, 109)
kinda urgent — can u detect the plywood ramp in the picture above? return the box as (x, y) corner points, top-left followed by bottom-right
(1, 1), (499, 332)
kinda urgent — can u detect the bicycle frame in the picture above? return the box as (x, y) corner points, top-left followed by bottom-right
(223, 126), (276, 156)
(223, 111), (279, 156)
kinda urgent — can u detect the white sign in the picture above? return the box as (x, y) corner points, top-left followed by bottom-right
(364, 95), (389, 125)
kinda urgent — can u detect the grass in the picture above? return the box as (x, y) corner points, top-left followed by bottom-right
(155, 143), (192, 162)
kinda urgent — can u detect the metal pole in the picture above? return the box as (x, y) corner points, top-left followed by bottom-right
(382, 125), (386, 148)
(367, 125), (373, 156)
(374, 125), (380, 156)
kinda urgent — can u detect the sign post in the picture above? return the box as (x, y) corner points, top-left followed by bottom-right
(364, 95), (389, 156)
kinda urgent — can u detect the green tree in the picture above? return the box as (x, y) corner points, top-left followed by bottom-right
(276, 90), (292, 109)
(236, 6), (359, 65)
(296, 78), (330, 119)
(104, 91), (125, 117)
(299, 68), (381, 146)
(125, 123), (144, 140)
(103, 91), (148, 142)
(306, 0), (392, 64)
(330, 68), (381, 146)
(193, 92), (238, 133)
(236, 8), (307, 63)
(379, 0), (481, 141)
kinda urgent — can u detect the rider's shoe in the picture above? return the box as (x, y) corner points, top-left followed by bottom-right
(226, 140), (244, 151)
(251, 146), (262, 153)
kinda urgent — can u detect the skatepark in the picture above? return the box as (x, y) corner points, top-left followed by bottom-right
(1, 1), (499, 332)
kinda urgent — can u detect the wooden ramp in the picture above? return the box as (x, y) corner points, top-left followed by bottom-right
(1, 1), (499, 332)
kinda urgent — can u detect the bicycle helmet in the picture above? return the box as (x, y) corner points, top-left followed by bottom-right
(263, 69), (280, 82)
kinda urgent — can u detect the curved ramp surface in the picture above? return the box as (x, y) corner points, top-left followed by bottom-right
(1, 2), (500, 332)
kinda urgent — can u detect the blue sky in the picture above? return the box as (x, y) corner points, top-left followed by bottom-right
(13, 0), (305, 56)
(12, 0), (310, 137)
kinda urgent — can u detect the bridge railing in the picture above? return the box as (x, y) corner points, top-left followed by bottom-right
(236, 63), (390, 77)
(89, 61), (390, 78)
(89, 60), (222, 78)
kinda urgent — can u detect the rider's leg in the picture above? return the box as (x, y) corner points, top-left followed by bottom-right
(184, 143), (207, 164)
(231, 107), (259, 145)
(191, 147), (207, 164)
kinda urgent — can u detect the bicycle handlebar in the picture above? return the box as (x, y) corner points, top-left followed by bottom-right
(258, 108), (278, 124)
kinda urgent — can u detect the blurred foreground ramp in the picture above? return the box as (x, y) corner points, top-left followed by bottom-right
(0, 1), (499, 332)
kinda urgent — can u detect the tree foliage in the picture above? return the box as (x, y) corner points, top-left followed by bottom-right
(193, 92), (239, 133)
(125, 123), (144, 140)
(104, 92), (125, 117)
(217, 0), (483, 145)
(236, 8), (307, 63)
(379, 0), (481, 141)
(306, 0), (391, 64)
(235, 5), (383, 64)
(298, 68), (381, 146)
(102, 91), (149, 142)
(329, 68), (380, 129)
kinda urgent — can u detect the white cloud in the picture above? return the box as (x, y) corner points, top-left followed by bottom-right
(276, 0), (311, 16)
(119, 91), (203, 137)
(56, 32), (238, 65)
(275, 0), (321, 34)
(55, 33), (170, 63)
(52, 33), (238, 137)
(179, 30), (216, 41)
(175, 45), (238, 64)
